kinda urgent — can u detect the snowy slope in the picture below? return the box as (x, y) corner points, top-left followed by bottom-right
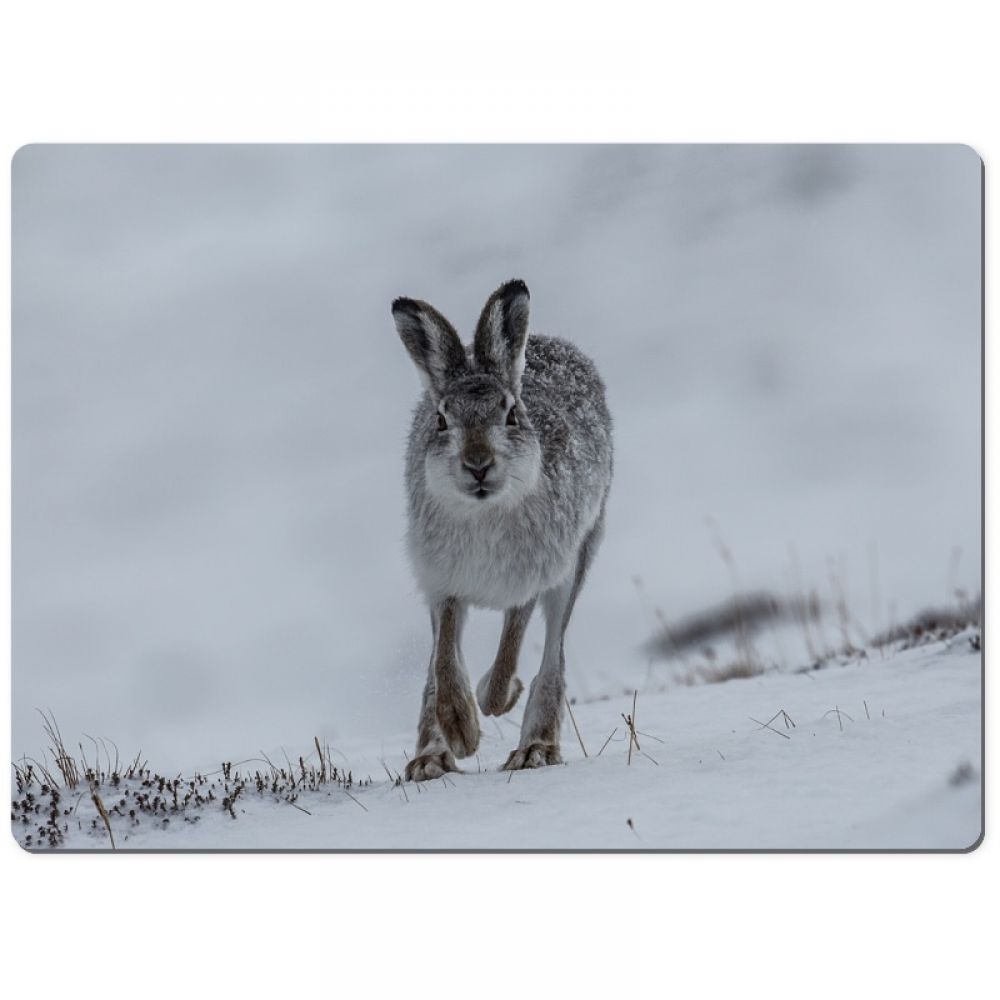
(14, 631), (981, 851)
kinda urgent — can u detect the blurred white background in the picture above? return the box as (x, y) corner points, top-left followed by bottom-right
(12, 144), (981, 768)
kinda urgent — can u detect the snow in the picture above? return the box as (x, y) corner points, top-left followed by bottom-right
(11, 146), (981, 852)
(15, 631), (981, 851)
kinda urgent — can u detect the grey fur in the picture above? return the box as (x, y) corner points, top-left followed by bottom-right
(393, 280), (613, 781)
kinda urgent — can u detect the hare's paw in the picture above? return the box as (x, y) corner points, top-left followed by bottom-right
(405, 750), (459, 782)
(476, 671), (524, 717)
(502, 743), (563, 771)
(436, 693), (481, 759)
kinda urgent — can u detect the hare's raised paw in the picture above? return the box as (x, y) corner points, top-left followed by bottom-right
(405, 751), (459, 782)
(502, 743), (563, 771)
(436, 694), (481, 759)
(476, 672), (524, 717)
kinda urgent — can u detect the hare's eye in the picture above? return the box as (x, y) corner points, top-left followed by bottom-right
(506, 406), (518, 427)
(437, 413), (448, 432)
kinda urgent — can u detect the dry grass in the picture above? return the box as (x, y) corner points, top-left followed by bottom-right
(644, 591), (810, 661)
(641, 527), (981, 689)
(12, 721), (371, 850)
(871, 596), (982, 650)
(674, 659), (766, 686)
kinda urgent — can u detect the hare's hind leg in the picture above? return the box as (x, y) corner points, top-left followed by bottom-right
(476, 599), (535, 716)
(405, 597), (481, 782)
(504, 509), (606, 771)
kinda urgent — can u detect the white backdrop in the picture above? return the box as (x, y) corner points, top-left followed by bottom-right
(1, 6), (994, 999)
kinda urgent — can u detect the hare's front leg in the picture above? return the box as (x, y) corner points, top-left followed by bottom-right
(502, 576), (571, 770)
(476, 599), (535, 716)
(405, 597), (480, 782)
(504, 516), (604, 771)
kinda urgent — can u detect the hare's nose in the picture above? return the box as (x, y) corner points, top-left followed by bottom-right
(463, 456), (494, 482)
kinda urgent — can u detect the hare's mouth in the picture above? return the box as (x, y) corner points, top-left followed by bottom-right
(464, 481), (495, 500)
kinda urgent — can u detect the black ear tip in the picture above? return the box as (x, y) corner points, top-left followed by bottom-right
(501, 279), (529, 300)
(391, 296), (418, 317)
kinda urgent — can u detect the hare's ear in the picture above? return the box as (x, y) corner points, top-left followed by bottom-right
(392, 297), (468, 399)
(473, 279), (530, 393)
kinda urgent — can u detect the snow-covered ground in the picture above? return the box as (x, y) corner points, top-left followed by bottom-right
(15, 629), (981, 851)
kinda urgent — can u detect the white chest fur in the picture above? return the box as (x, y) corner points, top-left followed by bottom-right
(408, 496), (580, 610)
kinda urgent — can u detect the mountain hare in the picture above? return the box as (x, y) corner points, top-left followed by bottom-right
(392, 279), (613, 780)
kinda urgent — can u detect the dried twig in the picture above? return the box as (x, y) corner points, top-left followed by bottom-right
(823, 706), (854, 731)
(37, 709), (79, 789)
(565, 696), (588, 757)
(749, 716), (791, 740)
(91, 790), (116, 849)
(315, 737), (326, 781)
(342, 788), (368, 812)
(622, 691), (640, 765)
